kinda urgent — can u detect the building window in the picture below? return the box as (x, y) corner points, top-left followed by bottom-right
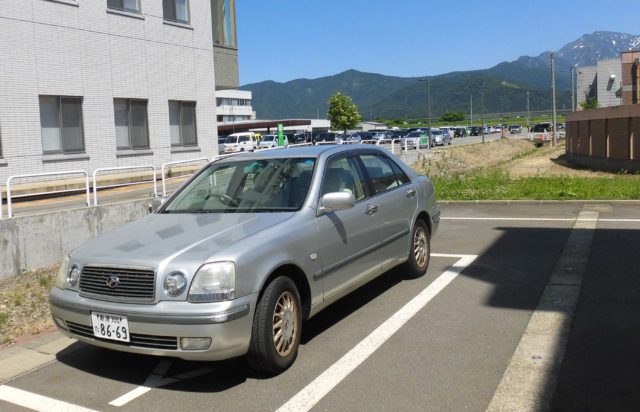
(39, 96), (85, 154)
(114, 99), (149, 150)
(107, 0), (141, 13)
(163, 0), (189, 24)
(169, 101), (197, 146)
(212, 0), (236, 48)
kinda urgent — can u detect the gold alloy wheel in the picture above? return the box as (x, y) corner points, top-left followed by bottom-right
(414, 226), (428, 268)
(272, 291), (298, 358)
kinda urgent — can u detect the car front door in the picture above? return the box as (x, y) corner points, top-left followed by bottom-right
(314, 155), (382, 301)
(357, 153), (417, 270)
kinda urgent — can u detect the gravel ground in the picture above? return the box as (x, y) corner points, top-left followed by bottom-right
(0, 264), (58, 347)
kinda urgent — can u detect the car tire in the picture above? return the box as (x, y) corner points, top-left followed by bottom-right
(403, 219), (431, 278)
(247, 276), (302, 374)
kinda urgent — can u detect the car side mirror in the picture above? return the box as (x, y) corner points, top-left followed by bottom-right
(149, 196), (168, 213)
(318, 192), (355, 216)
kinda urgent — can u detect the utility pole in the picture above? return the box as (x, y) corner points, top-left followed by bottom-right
(571, 65), (576, 112)
(470, 94), (473, 127)
(551, 53), (558, 146)
(526, 90), (530, 132)
(481, 89), (485, 144)
(419, 78), (432, 149)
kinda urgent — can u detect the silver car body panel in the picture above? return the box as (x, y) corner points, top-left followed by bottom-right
(50, 145), (439, 360)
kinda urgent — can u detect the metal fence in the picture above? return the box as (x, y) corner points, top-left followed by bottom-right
(5, 170), (90, 218)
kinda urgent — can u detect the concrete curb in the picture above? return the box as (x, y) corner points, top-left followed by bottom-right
(0, 330), (78, 384)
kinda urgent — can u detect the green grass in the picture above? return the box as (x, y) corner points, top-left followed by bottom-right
(434, 169), (640, 200)
(0, 312), (8, 327)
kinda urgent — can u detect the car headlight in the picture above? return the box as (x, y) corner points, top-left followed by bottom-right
(164, 271), (188, 297)
(55, 255), (71, 290)
(188, 262), (235, 303)
(67, 266), (80, 289)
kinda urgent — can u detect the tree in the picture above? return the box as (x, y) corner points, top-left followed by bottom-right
(580, 97), (599, 110)
(440, 111), (466, 122)
(327, 92), (362, 133)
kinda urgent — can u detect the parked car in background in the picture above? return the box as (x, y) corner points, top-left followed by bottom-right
(218, 136), (227, 154)
(469, 126), (483, 136)
(454, 127), (467, 137)
(431, 129), (452, 146)
(509, 125), (522, 134)
(531, 123), (552, 133)
(403, 131), (430, 148)
(258, 134), (289, 149)
(49, 145), (439, 374)
(315, 132), (337, 143)
(293, 133), (312, 144)
(224, 132), (258, 153)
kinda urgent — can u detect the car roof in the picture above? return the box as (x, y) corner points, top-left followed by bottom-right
(214, 144), (389, 162)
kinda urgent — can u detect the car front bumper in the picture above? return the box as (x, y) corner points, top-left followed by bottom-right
(49, 288), (257, 361)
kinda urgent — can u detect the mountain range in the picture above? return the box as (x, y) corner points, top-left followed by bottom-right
(240, 31), (640, 120)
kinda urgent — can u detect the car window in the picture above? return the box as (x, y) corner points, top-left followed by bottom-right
(164, 158), (316, 213)
(239, 136), (249, 142)
(321, 156), (367, 201)
(359, 154), (405, 194)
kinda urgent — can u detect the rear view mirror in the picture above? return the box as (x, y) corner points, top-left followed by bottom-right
(318, 192), (355, 215)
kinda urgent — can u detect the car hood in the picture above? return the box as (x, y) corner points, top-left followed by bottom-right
(70, 212), (295, 269)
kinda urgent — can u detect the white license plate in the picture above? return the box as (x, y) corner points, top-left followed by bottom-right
(91, 312), (130, 342)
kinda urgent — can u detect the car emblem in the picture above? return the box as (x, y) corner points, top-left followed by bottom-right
(106, 275), (120, 289)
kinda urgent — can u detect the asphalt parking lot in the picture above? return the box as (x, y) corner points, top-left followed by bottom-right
(1, 201), (639, 411)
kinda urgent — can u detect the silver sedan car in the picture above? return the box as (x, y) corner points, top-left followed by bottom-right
(49, 145), (440, 373)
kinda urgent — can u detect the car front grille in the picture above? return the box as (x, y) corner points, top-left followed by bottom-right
(66, 322), (178, 350)
(79, 266), (156, 303)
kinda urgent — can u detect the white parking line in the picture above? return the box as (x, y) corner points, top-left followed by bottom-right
(276, 253), (478, 412)
(442, 216), (640, 222)
(108, 360), (212, 407)
(0, 385), (98, 412)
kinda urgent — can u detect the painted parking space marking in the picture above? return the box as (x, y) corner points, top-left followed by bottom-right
(0, 385), (98, 412)
(109, 360), (212, 407)
(276, 253), (478, 412)
(442, 216), (640, 222)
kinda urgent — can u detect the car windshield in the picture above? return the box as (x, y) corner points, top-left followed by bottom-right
(163, 157), (316, 213)
(406, 132), (421, 137)
(431, 130), (443, 135)
(262, 136), (275, 141)
(225, 136), (238, 143)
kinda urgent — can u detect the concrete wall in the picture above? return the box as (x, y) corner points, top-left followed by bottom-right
(596, 59), (623, 108)
(566, 105), (640, 172)
(0, 199), (150, 279)
(577, 66), (597, 109)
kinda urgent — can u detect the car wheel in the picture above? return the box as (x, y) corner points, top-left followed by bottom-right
(403, 219), (431, 278)
(247, 276), (302, 374)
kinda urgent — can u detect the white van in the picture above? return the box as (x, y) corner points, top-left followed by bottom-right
(224, 132), (258, 153)
(258, 134), (289, 149)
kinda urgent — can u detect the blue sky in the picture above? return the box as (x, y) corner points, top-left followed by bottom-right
(236, 0), (640, 85)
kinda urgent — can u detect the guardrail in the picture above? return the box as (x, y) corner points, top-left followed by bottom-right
(93, 165), (156, 206)
(6, 170), (90, 218)
(160, 157), (209, 196)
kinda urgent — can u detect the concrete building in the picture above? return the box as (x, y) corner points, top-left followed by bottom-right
(576, 59), (622, 109)
(211, 0), (238, 90)
(0, 0), (225, 184)
(216, 89), (255, 124)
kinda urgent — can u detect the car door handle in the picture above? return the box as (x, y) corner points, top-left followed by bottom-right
(406, 189), (416, 198)
(365, 204), (378, 215)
